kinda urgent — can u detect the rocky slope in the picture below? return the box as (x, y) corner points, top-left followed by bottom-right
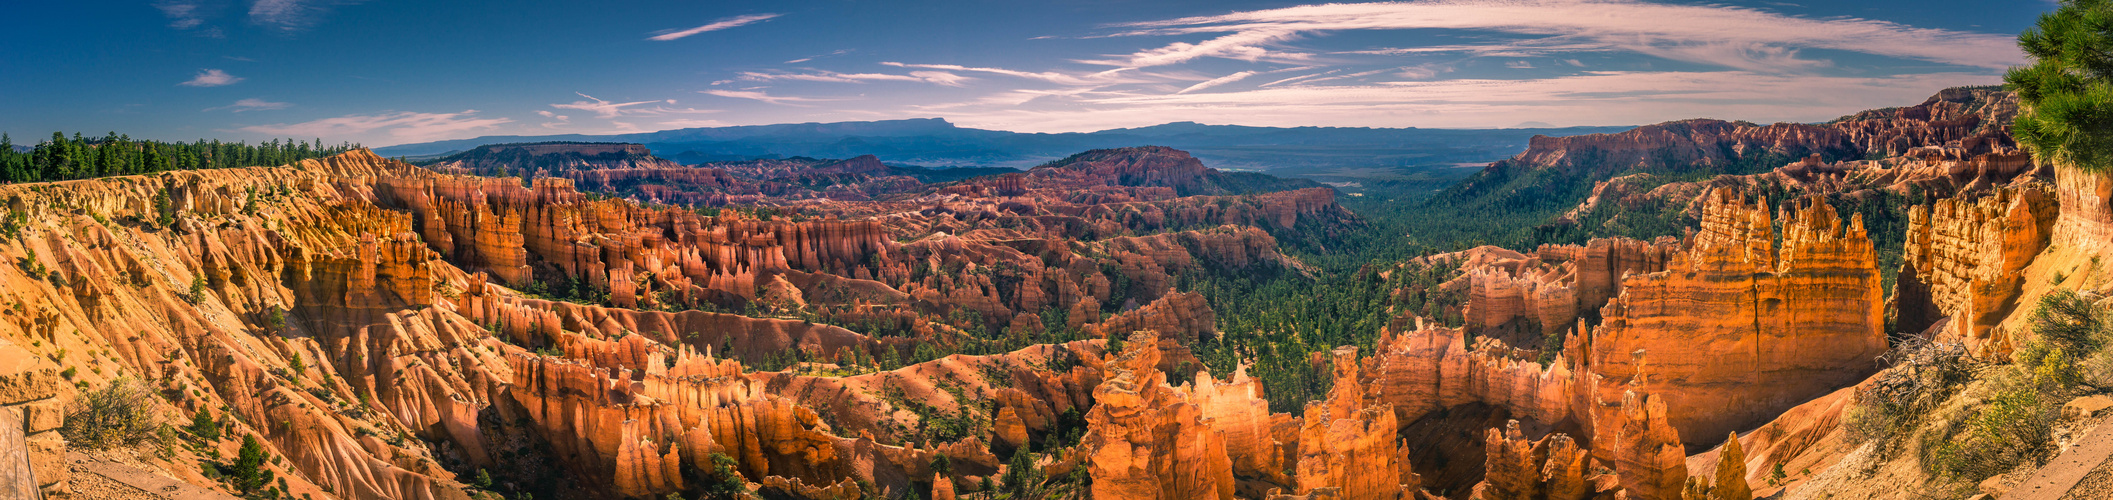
(0, 144), (1362, 499)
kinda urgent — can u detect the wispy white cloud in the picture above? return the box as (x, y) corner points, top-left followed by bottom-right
(249, 0), (364, 34)
(1506, 61), (1535, 69)
(1179, 71), (1258, 94)
(1103, 0), (2022, 72)
(786, 49), (855, 64)
(238, 110), (511, 144)
(1398, 64), (1450, 79)
(1299, 67), (1402, 85)
(920, 70), (2002, 133)
(657, 118), (732, 129)
(1260, 69), (1340, 87)
(156, 1), (207, 29)
(880, 62), (1109, 85)
(205, 98), (290, 112)
(552, 93), (671, 118)
(649, 13), (781, 41)
(535, 110), (571, 129)
(180, 69), (243, 87)
(698, 89), (843, 106)
(736, 70), (971, 87)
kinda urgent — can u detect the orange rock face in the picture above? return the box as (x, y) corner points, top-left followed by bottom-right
(1680, 433), (1752, 500)
(1591, 188), (1886, 443)
(1448, 238), (1680, 343)
(1607, 390), (1687, 500)
(1495, 88), (2018, 184)
(1292, 347), (1422, 500)
(1894, 184), (2057, 355)
(1473, 421), (1607, 500)
(1080, 331), (1237, 500)
(2053, 162), (2113, 250)
(0, 152), (515, 500)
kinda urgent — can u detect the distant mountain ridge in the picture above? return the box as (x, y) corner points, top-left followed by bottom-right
(373, 119), (1631, 181)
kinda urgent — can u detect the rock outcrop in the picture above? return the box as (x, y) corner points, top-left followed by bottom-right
(1894, 184), (2057, 355)
(1448, 238), (1680, 342)
(1472, 421), (1607, 500)
(1591, 188), (1886, 442)
(1291, 347), (1422, 500)
(1081, 331), (1237, 500)
(1681, 433), (1752, 500)
(1608, 390), (1687, 500)
(1488, 87), (2020, 184)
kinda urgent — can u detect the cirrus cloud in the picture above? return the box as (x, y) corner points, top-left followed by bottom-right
(236, 110), (511, 145)
(699, 89), (846, 106)
(649, 13), (780, 41)
(205, 98), (291, 112)
(1098, 0), (2022, 72)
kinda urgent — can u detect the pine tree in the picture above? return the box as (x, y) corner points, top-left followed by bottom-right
(143, 145), (167, 173)
(46, 132), (70, 180)
(0, 133), (17, 182)
(697, 452), (746, 499)
(2009, 0), (2113, 171)
(931, 452), (952, 477)
(155, 188), (176, 228)
(1002, 448), (1038, 496)
(188, 407), (221, 440)
(229, 434), (276, 496)
(187, 274), (208, 304)
(96, 132), (122, 176)
(880, 347), (901, 371)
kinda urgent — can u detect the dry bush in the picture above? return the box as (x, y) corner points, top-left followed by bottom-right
(1845, 336), (1977, 449)
(59, 377), (171, 451)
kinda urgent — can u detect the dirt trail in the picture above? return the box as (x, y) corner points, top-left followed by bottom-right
(2004, 430), (2113, 500)
(65, 452), (238, 500)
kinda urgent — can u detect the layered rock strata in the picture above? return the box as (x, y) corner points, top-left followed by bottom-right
(1894, 184), (2057, 355)
(1080, 331), (1237, 500)
(1591, 189), (1886, 442)
(1290, 347), (1422, 500)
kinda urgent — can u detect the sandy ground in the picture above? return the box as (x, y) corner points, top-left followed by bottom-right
(65, 451), (238, 500)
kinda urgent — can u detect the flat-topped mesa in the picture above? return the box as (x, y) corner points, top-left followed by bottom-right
(425, 142), (680, 178)
(1894, 184), (2057, 356)
(1080, 331), (1237, 500)
(1591, 187), (1885, 444)
(1027, 146), (1326, 197)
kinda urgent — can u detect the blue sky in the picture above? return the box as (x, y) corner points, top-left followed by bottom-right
(0, 0), (2052, 147)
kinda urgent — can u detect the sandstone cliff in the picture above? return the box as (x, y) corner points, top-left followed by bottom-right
(1893, 184), (2057, 356)
(1080, 331), (1237, 500)
(1591, 188), (1887, 443)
